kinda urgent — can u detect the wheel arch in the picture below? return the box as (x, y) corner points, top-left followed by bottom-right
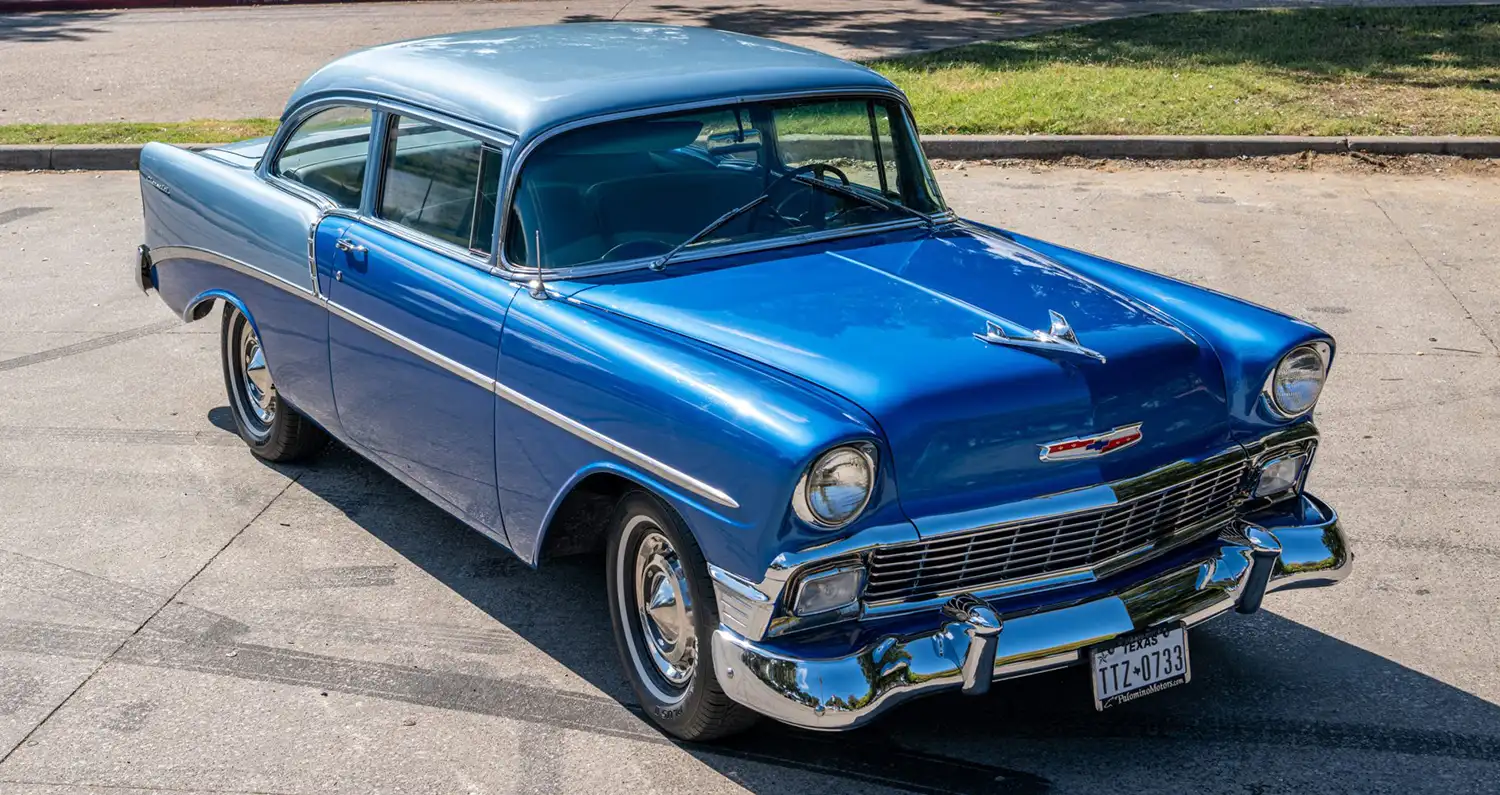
(182, 288), (255, 329)
(531, 463), (707, 566)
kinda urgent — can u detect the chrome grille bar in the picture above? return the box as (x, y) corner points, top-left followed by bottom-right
(865, 459), (1250, 603)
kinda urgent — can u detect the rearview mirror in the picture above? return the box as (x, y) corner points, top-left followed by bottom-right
(706, 128), (762, 155)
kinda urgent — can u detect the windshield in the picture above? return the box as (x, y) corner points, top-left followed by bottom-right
(505, 96), (946, 270)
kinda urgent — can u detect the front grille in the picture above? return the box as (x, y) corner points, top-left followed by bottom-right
(864, 460), (1250, 603)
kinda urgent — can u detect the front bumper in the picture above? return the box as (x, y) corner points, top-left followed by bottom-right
(711, 492), (1350, 730)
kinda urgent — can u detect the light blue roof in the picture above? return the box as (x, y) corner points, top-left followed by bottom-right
(286, 24), (899, 140)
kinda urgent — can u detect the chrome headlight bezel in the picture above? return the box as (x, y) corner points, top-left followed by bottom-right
(1264, 341), (1331, 418)
(793, 442), (877, 529)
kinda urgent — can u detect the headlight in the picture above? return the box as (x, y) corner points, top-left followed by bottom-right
(794, 443), (876, 528)
(1267, 343), (1329, 417)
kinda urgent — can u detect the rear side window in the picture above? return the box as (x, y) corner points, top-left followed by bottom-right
(273, 105), (372, 208)
(379, 116), (503, 255)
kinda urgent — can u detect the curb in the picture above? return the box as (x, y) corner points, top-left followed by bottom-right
(0, 0), (414, 11)
(919, 135), (1500, 160)
(2, 137), (1499, 171)
(0, 143), (217, 170)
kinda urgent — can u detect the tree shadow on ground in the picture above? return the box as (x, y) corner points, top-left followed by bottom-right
(562, 3), (1500, 90)
(276, 440), (1500, 793)
(0, 11), (113, 43)
(887, 6), (1500, 91)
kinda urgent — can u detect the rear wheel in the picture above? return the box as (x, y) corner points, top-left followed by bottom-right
(221, 305), (326, 462)
(606, 492), (757, 741)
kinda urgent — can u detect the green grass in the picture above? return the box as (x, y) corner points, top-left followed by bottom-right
(2, 7), (1497, 144)
(873, 6), (1500, 136)
(0, 119), (278, 146)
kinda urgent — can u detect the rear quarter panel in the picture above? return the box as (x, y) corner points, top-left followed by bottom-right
(140, 142), (338, 427)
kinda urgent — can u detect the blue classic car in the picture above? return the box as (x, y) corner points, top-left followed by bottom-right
(135, 24), (1351, 739)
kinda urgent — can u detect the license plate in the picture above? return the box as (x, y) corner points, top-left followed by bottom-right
(1089, 623), (1190, 710)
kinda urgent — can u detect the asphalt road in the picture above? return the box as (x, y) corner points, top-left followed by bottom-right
(6, 0), (1500, 125)
(1, 164), (1498, 793)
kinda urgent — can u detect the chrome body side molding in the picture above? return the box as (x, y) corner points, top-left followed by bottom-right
(323, 299), (740, 510)
(152, 245), (317, 319)
(153, 245), (738, 511)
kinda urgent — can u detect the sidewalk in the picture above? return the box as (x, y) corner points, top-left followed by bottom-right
(4, 0), (1497, 126)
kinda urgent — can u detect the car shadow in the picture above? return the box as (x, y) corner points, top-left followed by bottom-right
(256, 437), (1499, 794)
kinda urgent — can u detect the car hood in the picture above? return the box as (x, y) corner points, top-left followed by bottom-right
(574, 228), (1232, 534)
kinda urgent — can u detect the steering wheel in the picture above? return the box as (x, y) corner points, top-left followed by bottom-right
(756, 163), (852, 229)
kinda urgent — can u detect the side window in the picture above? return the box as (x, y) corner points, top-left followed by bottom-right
(774, 99), (892, 197)
(379, 116), (503, 255)
(273, 105), (372, 209)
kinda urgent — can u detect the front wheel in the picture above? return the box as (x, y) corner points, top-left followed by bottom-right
(606, 492), (757, 741)
(221, 304), (327, 462)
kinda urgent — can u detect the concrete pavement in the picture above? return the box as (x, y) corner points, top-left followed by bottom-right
(6, 0), (1500, 125)
(1, 164), (1498, 793)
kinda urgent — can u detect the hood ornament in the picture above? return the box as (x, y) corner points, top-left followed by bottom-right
(974, 310), (1106, 363)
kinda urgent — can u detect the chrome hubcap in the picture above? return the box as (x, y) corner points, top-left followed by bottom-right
(633, 532), (696, 686)
(241, 336), (275, 423)
(231, 316), (276, 434)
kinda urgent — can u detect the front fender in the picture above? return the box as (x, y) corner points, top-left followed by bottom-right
(493, 289), (896, 579)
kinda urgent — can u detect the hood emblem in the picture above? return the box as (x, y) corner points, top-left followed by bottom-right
(1039, 423), (1144, 462)
(975, 311), (1106, 363)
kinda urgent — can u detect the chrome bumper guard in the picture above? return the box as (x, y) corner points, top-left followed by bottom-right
(711, 492), (1350, 730)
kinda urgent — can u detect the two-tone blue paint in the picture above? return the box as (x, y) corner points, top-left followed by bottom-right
(138, 23), (1334, 607)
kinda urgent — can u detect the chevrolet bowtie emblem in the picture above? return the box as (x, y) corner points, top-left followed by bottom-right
(974, 310), (1106, 363)
(1039, 423), (1144, 462)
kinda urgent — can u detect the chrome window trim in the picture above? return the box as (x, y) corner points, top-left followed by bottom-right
(503, 216), (949, 281)
(369, 108), (512, 265)
(266, 95), (516, 276)
(494, 87), (953, 280)
(259, 96), (380, 209)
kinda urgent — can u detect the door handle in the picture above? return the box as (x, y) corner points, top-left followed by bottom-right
(335, 238), (366, 254)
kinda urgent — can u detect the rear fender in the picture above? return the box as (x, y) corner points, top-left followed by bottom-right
(139, 141), (338, 431)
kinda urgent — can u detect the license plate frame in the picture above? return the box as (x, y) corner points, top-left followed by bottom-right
(1089, 622), (1191, 710)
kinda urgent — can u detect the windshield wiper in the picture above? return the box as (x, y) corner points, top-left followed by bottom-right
(792, 174), (938, 230)
(651, 194), (770, 272)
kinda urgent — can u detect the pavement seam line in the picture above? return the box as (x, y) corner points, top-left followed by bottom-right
(0, 778), (305, 795)
(0, 472), (304, 767)
(0, 319), (178, 373)
(1363, 186), (1500, 357)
